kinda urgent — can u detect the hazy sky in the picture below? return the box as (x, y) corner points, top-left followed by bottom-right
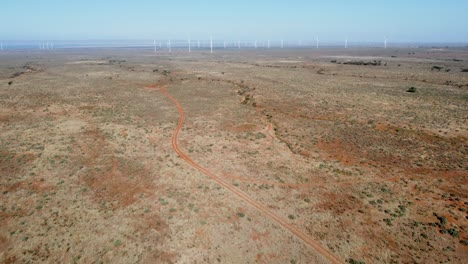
(1, 0), (467, 42)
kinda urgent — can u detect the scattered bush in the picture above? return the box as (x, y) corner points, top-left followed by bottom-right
(434, 213), (447, 228)
(348, 258), (366, 264)
(10, 72), (24, 78)
(383, 218), (393, 226)
(406, 87), (416, 93)
(343, 60), (381, 66)
(446, 228), (459, 238)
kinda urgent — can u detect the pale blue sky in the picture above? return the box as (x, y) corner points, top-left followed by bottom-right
(1, 0), (467, 42)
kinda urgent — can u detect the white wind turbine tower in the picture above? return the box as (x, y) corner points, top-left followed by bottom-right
(254, 40), (257, 48)
(168, 39), (171, 53)
(238, 40), (241, 49)
(188, 37), (191, 53)
(345, 37), (348, 49)
(316, 36), (319, 48)
(281, 39), (284, 48)
(153, 40), (157, 53)
(210, 36), (213, 53)
(198, 40), (200, 48)
(267, 40), (270, 48)
(384, 36), (388, 49)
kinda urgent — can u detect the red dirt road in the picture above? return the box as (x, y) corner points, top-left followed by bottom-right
(155, 85), (344, 264)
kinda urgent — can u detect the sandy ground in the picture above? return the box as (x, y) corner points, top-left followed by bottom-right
(0, 47), (467, 263)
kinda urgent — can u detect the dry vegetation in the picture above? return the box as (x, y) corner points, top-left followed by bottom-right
(0, 47), (467, 263)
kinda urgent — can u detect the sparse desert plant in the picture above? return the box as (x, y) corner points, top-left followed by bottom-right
(383, 218), (393, 226)
(406, 87), (416, 93)
(347, 258), (365, 264)
(446, 228), (459, 238)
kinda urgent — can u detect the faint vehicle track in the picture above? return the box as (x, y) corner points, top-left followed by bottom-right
(152, 84), (344, 264)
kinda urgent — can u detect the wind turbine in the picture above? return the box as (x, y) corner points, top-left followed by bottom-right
(281, 39), (284, 48)
(316, 36), (319, 48)
(210, 36), (213, 53)
(188, 37), (191, 53)
(345, 37), (348, 49)
(238, 40), (241, 49)
(267, 40), (270, 49)
(254, 40), (257, 48)
(168, 39), (171, 53)
(153, 40), (157, 53)
(384, 36), (388, 49)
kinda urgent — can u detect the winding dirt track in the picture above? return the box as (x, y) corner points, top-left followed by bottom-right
(155, 85), (344, 264)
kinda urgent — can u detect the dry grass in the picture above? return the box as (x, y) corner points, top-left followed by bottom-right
(1, 47), (467, 263)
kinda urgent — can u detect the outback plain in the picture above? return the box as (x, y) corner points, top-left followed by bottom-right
(0, 46), (467, 263)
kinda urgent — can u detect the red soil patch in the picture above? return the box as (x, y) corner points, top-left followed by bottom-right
(0, 235), (9, 254)
(75, 129), (156, 208)
(251, 229), (271, 248)
(316, 140), (368, 167)
(316, 191), (363, 214)
(141, 251), (176, 264)
(0, 152), (37, 177)
(83, 158), (154, 208)
(5, 179), (55, 193)
(223, 123), (258, 132)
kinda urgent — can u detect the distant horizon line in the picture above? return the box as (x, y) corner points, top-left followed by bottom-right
(0, 39), (467, 44)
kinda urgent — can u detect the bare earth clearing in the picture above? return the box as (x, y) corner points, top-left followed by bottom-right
(0, 47), (467, 263)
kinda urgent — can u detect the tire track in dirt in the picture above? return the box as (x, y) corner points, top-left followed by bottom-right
(154, 85), (344, 264)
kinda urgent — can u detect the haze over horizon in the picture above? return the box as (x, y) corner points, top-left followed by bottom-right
(1, 0), (467, 43)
